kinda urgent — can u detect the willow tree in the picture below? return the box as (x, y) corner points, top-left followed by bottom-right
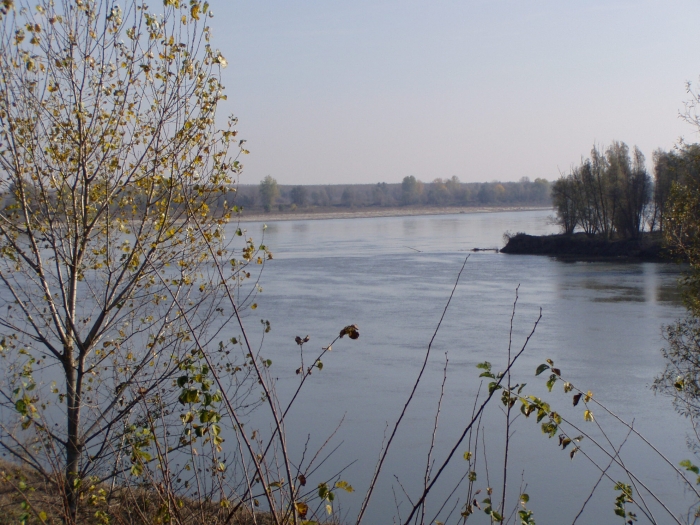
(0, 0), (254, 521)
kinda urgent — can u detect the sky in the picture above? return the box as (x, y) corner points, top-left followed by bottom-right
(207, 0), (700, 185)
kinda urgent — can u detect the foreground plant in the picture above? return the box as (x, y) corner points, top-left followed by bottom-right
(0, 0), (256, 521)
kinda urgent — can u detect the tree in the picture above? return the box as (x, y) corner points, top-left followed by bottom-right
(426, 178), (450, 205)
(341, 186), (356, 207)
(259, 175), (279, 212)
(401, 175), (422, 205)
(0, 0), (253, 521)
(551, 141), (651, 238)
(664, 146), (700, 316)
(371, 182), (390, 206)
(290, 185), (307, 207)
(551, 176), (578, 234)
(653, 149), (682, 232)
(656, 80), (700, 456)
(608, 142), (652, 239)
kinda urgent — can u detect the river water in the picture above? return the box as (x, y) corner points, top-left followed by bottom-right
(237, 209), (696, 525)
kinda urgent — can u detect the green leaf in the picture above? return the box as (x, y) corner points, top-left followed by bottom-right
(535, 364), (550, 376)
(681, 459), (700, 475)
(541, 421), (558, 437)
(463, 451), (472, 460)
(546, 374), (557, 391)
(15, 399), (27, 416)
(199, 409), (220, 423)
(520, 493), (529, 504)
(488, 382), (502, 395)
(178, 389), (200, 405)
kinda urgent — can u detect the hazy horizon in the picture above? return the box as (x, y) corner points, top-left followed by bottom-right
(209, 1), (700, 185)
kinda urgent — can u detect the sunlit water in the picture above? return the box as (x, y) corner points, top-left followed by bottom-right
(235, 209), (695, 525)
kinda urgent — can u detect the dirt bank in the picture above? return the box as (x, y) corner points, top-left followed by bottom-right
(500, 232), (674, 261)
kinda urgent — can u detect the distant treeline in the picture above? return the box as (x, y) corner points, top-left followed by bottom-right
(552, 141), (700, 239)
(236, 176), (552, 212)
(0, 176), (551, 218)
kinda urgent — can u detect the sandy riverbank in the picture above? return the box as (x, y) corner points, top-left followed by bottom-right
(235, 205), (553, 223)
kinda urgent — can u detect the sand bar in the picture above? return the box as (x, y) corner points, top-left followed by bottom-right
(236, 205), (553, 223)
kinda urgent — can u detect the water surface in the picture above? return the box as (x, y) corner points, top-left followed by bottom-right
(237, 210), (693, 524)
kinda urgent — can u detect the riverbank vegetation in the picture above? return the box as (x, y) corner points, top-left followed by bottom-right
(652, 99), (700, 450)
(235, 177), (551, 214)
(508, 139), (700, 261)
(550, 139), (700, 242)
(551, 141), (652, 239)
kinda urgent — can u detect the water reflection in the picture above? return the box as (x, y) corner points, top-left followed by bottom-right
(554, 262), (683, 306)
(291, 222), (309, 233)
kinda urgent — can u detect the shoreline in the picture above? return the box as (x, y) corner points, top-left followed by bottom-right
(234, 205), (553, 223)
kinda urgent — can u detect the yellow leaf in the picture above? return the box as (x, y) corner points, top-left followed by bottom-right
(326, 504), (332, 515)
(294, 501), (308, 518)
(584, 390), (593, 402)
(38, 512), (47, 522)
(583, 410), (594, 422)
(191, 4), (200, 20)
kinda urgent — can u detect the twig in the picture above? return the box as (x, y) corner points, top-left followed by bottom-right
(421, 352), (449, 524)
(401, 308), (542, 525)
(571, 425), (634, 525)
(500, 285), (519, 522)
(355, 256), (470, 525)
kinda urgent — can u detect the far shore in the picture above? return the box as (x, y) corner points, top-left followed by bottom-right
(235, 205), (553, 223)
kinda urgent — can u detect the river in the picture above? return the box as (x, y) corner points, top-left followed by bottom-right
(237, 209), (695, 525)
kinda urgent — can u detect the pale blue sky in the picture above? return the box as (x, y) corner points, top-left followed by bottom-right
(208, 0), (700, 184)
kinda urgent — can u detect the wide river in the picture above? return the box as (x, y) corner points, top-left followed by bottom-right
(237, 209), (692, 525)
